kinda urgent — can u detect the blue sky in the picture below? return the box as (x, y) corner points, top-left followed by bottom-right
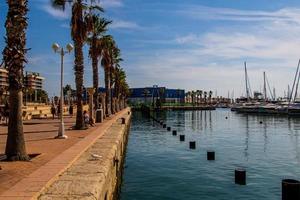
(1, 0), (300, 97)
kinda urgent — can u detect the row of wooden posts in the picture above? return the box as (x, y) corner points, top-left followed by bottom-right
(147, 113), (300, 200)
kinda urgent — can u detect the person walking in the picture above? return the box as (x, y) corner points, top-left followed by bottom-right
(4, 101), (9, 125)
(69, 104), (73, 117)
(51, 104), (56, 120)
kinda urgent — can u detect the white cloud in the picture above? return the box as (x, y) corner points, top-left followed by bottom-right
(60, 23), (70, 29)
(179, 6), (300, 24)
(110, 20), (140, 29)
(125, 7), (300, 97)
(175, 34), (200, 44)
(41, 4), (70, 20)
(101, 0), (123, 8)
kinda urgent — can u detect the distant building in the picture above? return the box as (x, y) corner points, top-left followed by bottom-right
(128, 86), (185, 104)
(24, 71), (45, 90)
(0, 67), (8, 89)
(0, 68), (45, 104)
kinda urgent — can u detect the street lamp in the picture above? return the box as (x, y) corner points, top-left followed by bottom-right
(52, 42), (74, 139)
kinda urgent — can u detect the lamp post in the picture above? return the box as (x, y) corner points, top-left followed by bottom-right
(52, 43), (74, 139)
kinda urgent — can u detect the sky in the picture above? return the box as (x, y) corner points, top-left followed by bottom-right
(1, 0), (300, 98)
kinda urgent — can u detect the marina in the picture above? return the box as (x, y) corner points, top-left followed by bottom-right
(120, 109), (300, 200)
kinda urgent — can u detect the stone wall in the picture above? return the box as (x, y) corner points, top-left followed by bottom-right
(37, 111), (132, 200)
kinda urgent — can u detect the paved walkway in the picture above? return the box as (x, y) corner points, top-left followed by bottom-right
(0, 108), (130, 199)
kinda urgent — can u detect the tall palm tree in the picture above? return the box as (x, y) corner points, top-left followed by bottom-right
(99, 36), (123, 115)
(209, 90), (213, 104)
(87, 15), (111, 111)
(52, 0), (102, 129)
(196, 90), (200, 105)
(100, 35), (115, 116)
(191, 90), (195, 106)
(3, 0), (29, 161)
(114, 66), (126, 110)
(204, 91), (207, 104)
(110, 46), (122, 113)
(199, 90), (203, 104)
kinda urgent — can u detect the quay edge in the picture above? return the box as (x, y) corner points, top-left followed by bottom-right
(36, 109), (132, 200)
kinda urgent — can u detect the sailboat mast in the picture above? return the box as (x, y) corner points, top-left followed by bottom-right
(244, 62), (249, 100)
(263, 71), (267, 101)
(289, 59), (300, 103)
(293, 65), (300, 102)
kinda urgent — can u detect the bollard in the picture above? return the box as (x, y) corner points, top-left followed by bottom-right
(282, 179), (300, 200)
(189, 141), (196, 149)
(95, 109), (103, 123)
(260, 121), (263, 124)
(225, 117), (228, 119)
(172, 130), (177, 136)
(167, 127), (171, 131)
(180, 135), (185, 141)
(235, 168), (246, 185)
(207, 151), (215, 160)
(163, 124), (167, 128)
(160, 121), (163, 125)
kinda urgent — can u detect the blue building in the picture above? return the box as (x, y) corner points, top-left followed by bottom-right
(128, 86), (185, 104)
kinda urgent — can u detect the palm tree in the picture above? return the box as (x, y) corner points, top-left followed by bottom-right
(52, 0), (102, 129)
(185, 91), (191, 104)
(209, 90), (213, 104)
(204, 91), (207, 104)
(3, 0), (29, 161)
(114, 66), (127, 110)
(100, 35), (116, 116)
(196, 90), (200, 105)
(191, 90), (195, 106)
(111, 46), (122, 113)
(87, 15), (111, 112)
(199, 90), (203, 104)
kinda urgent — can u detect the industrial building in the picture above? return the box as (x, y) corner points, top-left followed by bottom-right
(128, 86), (185, 104)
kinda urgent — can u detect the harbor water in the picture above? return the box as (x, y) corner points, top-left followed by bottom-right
(120, 109), (300, 200)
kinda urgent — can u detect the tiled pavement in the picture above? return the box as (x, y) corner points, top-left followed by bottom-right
(0, 108), (130, 200)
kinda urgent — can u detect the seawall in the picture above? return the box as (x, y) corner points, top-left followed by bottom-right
(36, 110), (131, 199)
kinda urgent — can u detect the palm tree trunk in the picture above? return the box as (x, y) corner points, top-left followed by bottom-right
(105, 67), (111, 116)
(110, 68), (114, 114)
(92, 55), (99, 111)
(4, 0), (29, 161)
(74, 41), (85, 129)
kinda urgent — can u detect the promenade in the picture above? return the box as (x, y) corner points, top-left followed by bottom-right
(0, 108), (130, 199)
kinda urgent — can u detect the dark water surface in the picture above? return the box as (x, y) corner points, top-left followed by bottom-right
(120, 109), (300, 200)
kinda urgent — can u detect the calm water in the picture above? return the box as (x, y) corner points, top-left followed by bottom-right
(120, 109), (300, 200)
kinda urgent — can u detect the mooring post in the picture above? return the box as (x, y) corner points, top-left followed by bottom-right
(172, 130), (177, 136)
(189, 141), (196, 149)
(235, 168), (246, 185)
(207, 151), (215, 160)
(282, 179), (300, 200)
(167, 127), (171, 131)
(163, 124), (167, 128)
(180, 135), (185, 141)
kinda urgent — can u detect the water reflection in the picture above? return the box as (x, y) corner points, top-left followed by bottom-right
(244, 115), (249, 160)
(121, 109), (300, 200)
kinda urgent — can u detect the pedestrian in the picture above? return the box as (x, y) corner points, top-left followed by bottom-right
(83, 110), (90, 127)
(4, 102), (9, 125)
(57, 104), (60, 118)
(84, 110), (94, 127)
(51, 104), (56, 119)
(69, 104), (73, 117)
